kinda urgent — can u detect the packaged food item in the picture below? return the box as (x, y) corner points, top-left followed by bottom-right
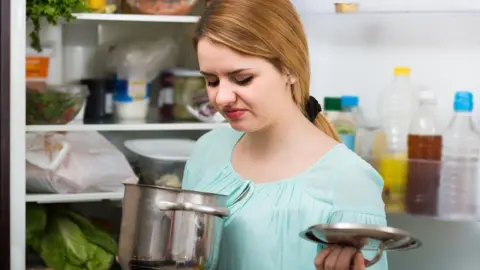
(112, 78), (151, 122)
(26, 47), (53, 89)
(171, 69), (208, 121)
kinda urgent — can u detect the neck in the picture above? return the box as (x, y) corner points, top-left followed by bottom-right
(242, 105), (319, 157)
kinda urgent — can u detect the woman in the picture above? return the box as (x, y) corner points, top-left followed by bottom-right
(183, 0), (388, 269)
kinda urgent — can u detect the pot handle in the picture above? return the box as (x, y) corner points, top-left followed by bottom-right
(156, 201), (229, 217)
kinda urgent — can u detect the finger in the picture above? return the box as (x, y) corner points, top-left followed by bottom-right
(315, 247), (333, 269)
(353, 253), (366, 270)
(335, 247), (358, 270)
(324, 246), (342, 270)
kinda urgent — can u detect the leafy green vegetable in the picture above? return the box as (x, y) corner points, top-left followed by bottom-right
(64, 210), (118, 255)
(26, 204), (47, 251)
(26, 0), (89, 52)
(26, 204), (117, 270)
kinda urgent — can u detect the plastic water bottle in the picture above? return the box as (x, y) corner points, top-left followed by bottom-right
(334, 96), (358, 151)
(438, 91), (480, 220)
(375, 67), (419, 212)
(377, 66), (419, 153)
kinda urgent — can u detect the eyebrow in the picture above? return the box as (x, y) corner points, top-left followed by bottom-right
(200, 68), (251, 76)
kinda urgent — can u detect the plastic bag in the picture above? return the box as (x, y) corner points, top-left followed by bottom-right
(26, 131), (138, 193)
(106, 37), (178, 82)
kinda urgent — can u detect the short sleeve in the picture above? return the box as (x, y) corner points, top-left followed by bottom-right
(329, 158), (389, 270)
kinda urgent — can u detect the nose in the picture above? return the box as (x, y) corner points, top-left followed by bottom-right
(215, 82), (236, 107)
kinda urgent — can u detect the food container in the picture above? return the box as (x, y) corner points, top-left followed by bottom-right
(334, 2), (359, 13)
(171, 68), (209, 121)
(118, 184), (229, 270)
(26, 84), (89, 125)
(124, 139), (196, 187)
(113, 78), (151, 122)
(125, 0), (199, 15)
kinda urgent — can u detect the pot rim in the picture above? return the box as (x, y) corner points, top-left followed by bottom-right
(123, 183), (228, 198)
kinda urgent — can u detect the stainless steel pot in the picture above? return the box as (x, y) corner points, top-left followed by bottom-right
(118, 183), (229, 270)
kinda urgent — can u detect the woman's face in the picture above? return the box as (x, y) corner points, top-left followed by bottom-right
(197, 38), (294, 132)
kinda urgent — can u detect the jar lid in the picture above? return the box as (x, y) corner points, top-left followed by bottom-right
(170, 68), (202, 77)
(299, 223), (421, 251)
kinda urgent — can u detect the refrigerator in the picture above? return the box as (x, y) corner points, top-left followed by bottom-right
(5, 0), (480, 269)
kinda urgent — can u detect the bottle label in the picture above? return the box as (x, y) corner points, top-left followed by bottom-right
(340, 134), (355, 151)
(127, 80), (148, 101)
(113, 78), (151, 103)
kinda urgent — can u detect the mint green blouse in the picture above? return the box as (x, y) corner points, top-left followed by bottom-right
(182, 127), (388, 270)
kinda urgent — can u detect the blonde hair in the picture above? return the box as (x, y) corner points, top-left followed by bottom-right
(194, 0), (340, 141)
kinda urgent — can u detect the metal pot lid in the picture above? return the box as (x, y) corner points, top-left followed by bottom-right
(300, 223), (422, 251)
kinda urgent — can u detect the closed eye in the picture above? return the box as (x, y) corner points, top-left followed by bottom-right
(206, 79), (219, 87)
(234, 76), (253, 86)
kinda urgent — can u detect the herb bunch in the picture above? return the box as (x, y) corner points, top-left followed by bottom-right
(26, 0), (88, 52)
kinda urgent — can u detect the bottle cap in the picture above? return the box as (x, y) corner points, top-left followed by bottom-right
(418, 89), (437, 102)
(394, 67), (411, 76)
(341, 95), (359, 108)
(324, 97), (342, 111)
(453, 91), (473, 112)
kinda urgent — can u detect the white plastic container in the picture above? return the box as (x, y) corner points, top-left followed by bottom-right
(124, 139), (196, 188)
(114, 99), (150, 122)
(113, 79), (151, 121)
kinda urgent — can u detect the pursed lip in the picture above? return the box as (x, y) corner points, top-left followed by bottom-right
(222, 108), (247, 119)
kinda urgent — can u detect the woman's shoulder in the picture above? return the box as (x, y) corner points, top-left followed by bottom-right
(302, 143), (381, 180)
(195, 125), (242, 148)
(300, 144), (385, 215)
(190, 126), (242, 160)
(182, 126), (242, 189)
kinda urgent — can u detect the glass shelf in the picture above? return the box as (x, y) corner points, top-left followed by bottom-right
(364, 156), (480, 222)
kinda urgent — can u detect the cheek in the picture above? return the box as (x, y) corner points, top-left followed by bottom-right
(206, 88), (219, 106)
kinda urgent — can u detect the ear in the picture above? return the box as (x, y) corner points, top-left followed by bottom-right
(283, 68), (297, 85)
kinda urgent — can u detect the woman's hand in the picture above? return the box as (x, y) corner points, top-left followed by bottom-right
(314, 246), (368, 270)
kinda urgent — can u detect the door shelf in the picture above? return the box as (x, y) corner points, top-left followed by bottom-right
(26, 122), (227, 132)
(70, 13), (200, 23)
(26, 192), (124, 204)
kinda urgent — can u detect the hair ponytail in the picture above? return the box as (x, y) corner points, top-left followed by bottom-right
(312, 114), (341, 142)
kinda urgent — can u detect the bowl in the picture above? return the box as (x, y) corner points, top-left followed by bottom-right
(26, 84), (89, 125)
(125, 0), (199, 15)
(334, 3), (359, 13)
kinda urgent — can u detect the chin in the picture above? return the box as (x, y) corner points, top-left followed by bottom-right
(227, 119), (262, 133)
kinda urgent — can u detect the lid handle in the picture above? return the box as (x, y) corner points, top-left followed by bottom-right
(156, 200), (229, 217)
(365, 242), (385, 267)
